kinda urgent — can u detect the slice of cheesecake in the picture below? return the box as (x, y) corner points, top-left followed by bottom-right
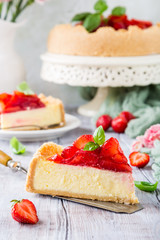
(26, 134), (139, 204)
(0, 91), (65, 130)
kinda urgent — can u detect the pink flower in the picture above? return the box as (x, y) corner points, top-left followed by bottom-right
(131, 136), (144, 152)
(143, 124), (160, 148)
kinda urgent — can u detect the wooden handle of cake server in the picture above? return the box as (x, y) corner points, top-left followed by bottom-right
(0, 150), (12, 166)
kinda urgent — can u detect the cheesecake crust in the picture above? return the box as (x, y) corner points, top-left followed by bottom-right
(48, 23), (160, 57)
(26, 142), (139, 204)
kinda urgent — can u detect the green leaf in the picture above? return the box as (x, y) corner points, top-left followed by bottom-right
(10, 137), (26, 155)
(112, 6), (126, 16)
(83, 141), (99, 151)
(72, 12), (91, 22)
(83, 13), (101, 32)
(93, 126), (105, 145)
(94, 0), (108, 14)
(134, 181), (158, 192)
(17, 81), (34, 95)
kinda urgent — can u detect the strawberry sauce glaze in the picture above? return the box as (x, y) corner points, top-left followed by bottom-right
(48, 137), (132, 173)
(0, 91), (45, 114)
(77, 15), (152, 32)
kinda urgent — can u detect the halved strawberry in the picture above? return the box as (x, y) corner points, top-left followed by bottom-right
(61, 146), (78, 159)
(11, 199), (39, 224)
(129, 152), (150, 168)
(101, 137), (128, 163)
(73, 135), (94, 149)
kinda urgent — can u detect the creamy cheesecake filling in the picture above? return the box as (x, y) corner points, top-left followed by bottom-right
(1, 103), (63, 129)
(31, 159), (138, 204)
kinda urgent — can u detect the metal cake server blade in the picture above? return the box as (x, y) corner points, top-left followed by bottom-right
(55, 196), (143, 214)
(0, 149), (143, 213)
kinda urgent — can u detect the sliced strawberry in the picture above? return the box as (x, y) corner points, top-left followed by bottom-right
(96, 115), (112, 131)
(68, 150), (99, 167)
(11, 199), (39, 224)
(99, 157), (132, 172)
(129, 152), (150, 168)
(101, 137), (128, 163)
(107, 15), (129, 30)
(111, 116), (128, 133)
(61, 146), (78, 159)
(129, 19), (152, 29)
(119, 111), (135, 122)
(48, 154), (63, 163)
(73, 135), (94, 149)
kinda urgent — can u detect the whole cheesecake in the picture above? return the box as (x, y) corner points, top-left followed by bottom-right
(48, 23), (160, 57)
(48, 2), (160, 58)
(26, 133), (139, 204)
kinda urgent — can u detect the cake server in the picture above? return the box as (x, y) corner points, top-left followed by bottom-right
(0, 149), (143, 213)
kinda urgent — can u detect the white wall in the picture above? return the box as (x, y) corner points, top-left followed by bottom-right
(16, 0), (160, 106)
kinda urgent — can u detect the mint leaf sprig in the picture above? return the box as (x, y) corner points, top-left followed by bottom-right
(10, 137), (26, 155)
(17, 81), (34, 95)
(71, 0), (126, 32)
(83, 126), (105, 151)
(111, 6), (126, 17)
(72, 0), (108, 32)
(134, 181), (158, 192)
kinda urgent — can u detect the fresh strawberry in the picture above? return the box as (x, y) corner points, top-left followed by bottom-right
(48, 154), (63, 163)
(61, 146), (78, 159)
(73, 135), (94, 149)
(129, 152), (150, 168)
(111, 116), (128, 133)
(101, 137), (128, 163)
(119, 111), (135, 122)
(11, 199), (39, 224)
(96, 115), (112, 131)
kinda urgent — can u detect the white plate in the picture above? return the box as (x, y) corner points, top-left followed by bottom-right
(0, 114), (81, 142)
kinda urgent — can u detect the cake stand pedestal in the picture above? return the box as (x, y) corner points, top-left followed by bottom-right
(41, 53), (160, 116)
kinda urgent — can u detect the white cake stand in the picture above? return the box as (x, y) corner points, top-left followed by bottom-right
(40, 53), (160, 116)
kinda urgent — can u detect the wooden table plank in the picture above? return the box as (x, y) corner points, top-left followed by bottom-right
(0, 110), (159, 240)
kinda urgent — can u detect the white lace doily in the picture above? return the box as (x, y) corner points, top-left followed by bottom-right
(41, 53), (160, 87)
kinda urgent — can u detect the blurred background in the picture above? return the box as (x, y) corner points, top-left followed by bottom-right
(16, 0), (160, 107)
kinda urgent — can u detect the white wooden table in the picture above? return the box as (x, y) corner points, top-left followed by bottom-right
(0, 109), (160, 240)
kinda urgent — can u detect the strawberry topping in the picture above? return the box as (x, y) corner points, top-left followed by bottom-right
(61, 146), (78, 158)
(47, 135), (132, 173)
(101, 137), (128, 164)
(0, 91), (45, 114)
(73, 135), (94, 149)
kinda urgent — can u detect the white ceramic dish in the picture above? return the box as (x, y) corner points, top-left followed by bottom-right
(0, 113), (81, 142)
